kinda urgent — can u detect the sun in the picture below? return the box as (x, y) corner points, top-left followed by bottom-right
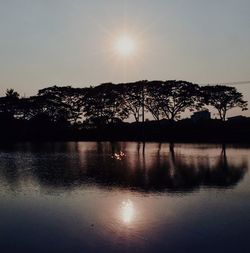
(115, 35), (136, 57)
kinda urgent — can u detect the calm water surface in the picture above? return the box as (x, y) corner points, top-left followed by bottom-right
(0, 142), (250, 253)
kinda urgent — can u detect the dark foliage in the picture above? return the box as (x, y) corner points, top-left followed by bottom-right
(0, 81), (248, 142)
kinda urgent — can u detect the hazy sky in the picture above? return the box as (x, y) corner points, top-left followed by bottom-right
(0, 0), (250, 116)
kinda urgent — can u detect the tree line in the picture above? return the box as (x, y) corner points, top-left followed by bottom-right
(0, 80), (247, 126)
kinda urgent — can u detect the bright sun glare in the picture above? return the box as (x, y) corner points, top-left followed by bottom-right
(115, 35), (136, 57)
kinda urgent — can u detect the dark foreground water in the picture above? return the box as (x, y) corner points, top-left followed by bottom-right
(0, 142), (250, 253)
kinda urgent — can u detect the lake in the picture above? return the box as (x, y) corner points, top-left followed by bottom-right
(0, 142), (249, 253)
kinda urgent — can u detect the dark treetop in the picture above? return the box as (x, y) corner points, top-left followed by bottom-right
(0, 80), (248, 142)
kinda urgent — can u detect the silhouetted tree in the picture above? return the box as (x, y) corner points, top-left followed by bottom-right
(144, 81), (163, 120)
(38, 86), (86, 123)
(31, 94), (68, 122)
(83, 83), (129, 126)
(13, 97), (34, 120)
(201, 85), (248, 121)
(157, 81), (200, 121)
(0, 89), (20, 117)
(0, 81), (249, 142)
(5, 88), (19, 99)
(122, 81), (147, 122)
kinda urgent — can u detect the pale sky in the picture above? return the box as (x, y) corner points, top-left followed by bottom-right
(0, 0), (250, 116)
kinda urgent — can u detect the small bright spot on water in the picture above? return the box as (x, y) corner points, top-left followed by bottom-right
(111, 151), (126, 160)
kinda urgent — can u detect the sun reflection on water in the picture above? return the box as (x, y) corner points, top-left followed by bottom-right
(121, 199), (134, 224)
(111, 151), (126, 160)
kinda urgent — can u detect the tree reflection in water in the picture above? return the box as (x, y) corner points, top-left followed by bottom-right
(0, 142), (247, 193)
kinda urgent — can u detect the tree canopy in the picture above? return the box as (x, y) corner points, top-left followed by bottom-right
(201, 85), (248, 121)
(0, 81), (247, 126)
